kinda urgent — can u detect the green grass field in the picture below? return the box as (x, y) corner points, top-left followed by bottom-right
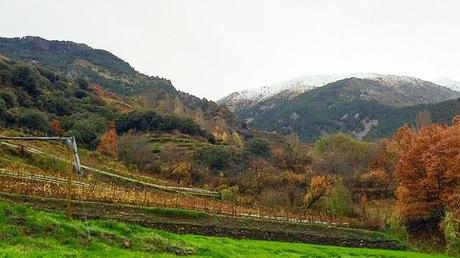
(0, 201), (448, 258)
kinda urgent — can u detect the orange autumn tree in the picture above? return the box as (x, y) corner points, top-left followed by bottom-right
(50, 119), (64, 136)
(304, 175), (333, 209)
(361, 128), (415, 199)
(97, 124), (118, 158)
(394, 117), (460, 233)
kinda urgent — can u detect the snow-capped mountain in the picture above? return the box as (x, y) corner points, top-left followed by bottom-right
(233, 76), (460, 143)
(217, 74), (345, 112)
(218, 73), (460, 112)
(432, 78), (460, 92)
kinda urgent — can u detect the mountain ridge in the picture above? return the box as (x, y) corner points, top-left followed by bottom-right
(235, 77), (460, 142)
(218, 73), (460, 112)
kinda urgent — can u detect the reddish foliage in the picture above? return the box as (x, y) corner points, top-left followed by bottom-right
(97, 124), (118, 157)
(395, 117), (460, 225)
(50, 119), (64, 136)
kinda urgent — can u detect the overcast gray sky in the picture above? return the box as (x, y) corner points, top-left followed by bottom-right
(1, 0), (459, 100)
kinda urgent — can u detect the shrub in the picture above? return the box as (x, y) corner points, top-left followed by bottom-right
(66, 116), (107, 149)
(324, 178), (354, 217)
(385, 214), (409, 243)
(220, 189), (234, 201)
(11, 64), (42, 96)
(0, 90), (18, 109)
(50, 119), (64, 136)
(18, 109), (50, 132)
(246, 138), (271, 157)
(74, 90), (87, 99)
(52, 80), (68, 90)
(310, 133), (375, 175)
(220, 185), (238, 201)
(442, 211), (460, 256)
(170, 161), (192, 183)
(76, 77), (89, 90)
(0, 61), (12, 84)
(45, 96), (72, 116)
(118, 133), (158, 172)
(0, 99), (6, 110)
(197, 146), (231, 170)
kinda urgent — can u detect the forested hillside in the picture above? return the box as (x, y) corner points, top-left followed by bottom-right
(0, 36), (172, 95)
(0, 57), (215, 148)
(0, 36), (241, 137)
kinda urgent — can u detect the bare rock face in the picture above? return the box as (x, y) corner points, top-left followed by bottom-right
(353, 118), (379, 140)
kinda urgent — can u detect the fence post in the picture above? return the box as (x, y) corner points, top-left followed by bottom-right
(66, 163), (74, 220)
(143, 190), (147, 206)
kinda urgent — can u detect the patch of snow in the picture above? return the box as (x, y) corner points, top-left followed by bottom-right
(432, 78), (460, 92)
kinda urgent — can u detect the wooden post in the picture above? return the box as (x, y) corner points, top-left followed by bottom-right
(66, 162), (74, 220)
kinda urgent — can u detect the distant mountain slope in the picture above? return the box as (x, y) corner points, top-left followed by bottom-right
(218, 73), (460, 112)
(0, 36), (241, 136)
(239, 78), (460, 142)
(370, 97), (460, 138)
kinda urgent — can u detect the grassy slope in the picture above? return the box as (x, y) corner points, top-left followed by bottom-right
(0, 128), (174, 186)
(0, 192), (402, 248)
(0, 201), (446, 258)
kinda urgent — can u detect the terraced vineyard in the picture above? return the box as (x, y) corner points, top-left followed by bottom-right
(0, 138), (371, 229)
(149, 133), (210, 151)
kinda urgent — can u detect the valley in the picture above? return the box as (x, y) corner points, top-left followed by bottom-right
(0, 36), (458, 257)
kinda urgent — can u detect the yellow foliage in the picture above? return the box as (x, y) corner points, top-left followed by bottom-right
(304, 176), (333, 209)
(171, 161), (192, 181)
